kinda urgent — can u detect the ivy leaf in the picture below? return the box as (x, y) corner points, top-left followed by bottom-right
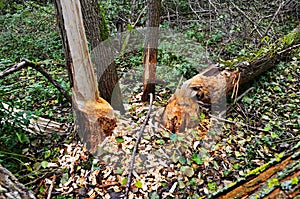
(121, 178), (128, 185)
(60, 173), (69, 185)
(135, 180), (143, 188)
(114, 168), (124, 174)
(191, 153), (203, 164)
(208, 180), (217, 191)
(115, 136), (125, 143)
(169, 134), (178, 142)
(41, 161), (48, 169)
(199, 112), (206, 120)
(16, 132), (29, 143)
(156, 139), (165, 145)
(264, 124), (272, 131)
(291, 177), (298, 185)
(178, 156), (186, 164)
(44, 150), (51, 159)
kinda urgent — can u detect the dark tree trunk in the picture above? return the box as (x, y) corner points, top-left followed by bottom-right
(141, 0), (161, 102)
(80, 0), (125, 113)
(53, 0), (73, 88)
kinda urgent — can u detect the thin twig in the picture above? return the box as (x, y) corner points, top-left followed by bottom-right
(273, 136), (300, 144)
(210, 114), (269, 132)
(25, 170), (61, 186)
(233, 72), (241, 103)
(47, 174), (56, 199)
(277, 43), (300, 54)
(261, 1), (285, 40)
(236, 87), (254, 103)
(125, 93), (154, 199)
(230, 1), (263, 37)
(220, 87), (254, 117)
(133, 6), (147, 27)
(188, 0), (202, 22)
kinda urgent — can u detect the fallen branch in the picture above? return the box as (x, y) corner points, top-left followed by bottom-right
(277, 43), (300, 54)
(47, 174), (56, 199)
(0, 59), (71, 102)
(210, 114), (269, 133)
(209, 141), (300, 198)
(125, 93), (154, 199)
(1, 102), (69, 135)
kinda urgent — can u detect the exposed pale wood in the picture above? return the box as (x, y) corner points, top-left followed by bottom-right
(60, 0), (116, 154)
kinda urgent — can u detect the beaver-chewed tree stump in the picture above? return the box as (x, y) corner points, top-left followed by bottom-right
(162, 25), (300, 133)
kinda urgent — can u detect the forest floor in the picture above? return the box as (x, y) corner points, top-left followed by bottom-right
(17, 52), (298, 199)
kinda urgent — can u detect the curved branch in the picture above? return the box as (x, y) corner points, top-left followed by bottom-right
(0, 59), (71, 103)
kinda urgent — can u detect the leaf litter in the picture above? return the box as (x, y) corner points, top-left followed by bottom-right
(36, 54), (300, 198)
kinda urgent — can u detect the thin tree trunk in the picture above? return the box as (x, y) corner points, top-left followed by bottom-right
(142, 0), (161, 102)
(53, 0), (73, 88)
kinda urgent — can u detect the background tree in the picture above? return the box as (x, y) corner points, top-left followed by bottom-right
(80, 0), (125, 112)
(141, 0), (161, 102)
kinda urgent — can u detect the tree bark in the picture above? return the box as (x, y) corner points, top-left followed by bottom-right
(141, 0), (161, 102)
(58, 0), (116, 155)
(0, 164), (36, 199)
(162, 25), (300, 133)
(210, 141), (300, 199)
(53, 0), (73, 88)
(80, 0), (125, 113)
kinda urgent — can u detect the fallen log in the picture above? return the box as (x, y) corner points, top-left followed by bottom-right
(1, 102), (69, 135)
(209, 141), (300, 199)
(0, 164), (36, 199)
(162, 25), (300, 132)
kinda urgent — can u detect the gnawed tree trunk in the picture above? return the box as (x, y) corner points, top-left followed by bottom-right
(163, 25), (300, 133)
(59, 0), (116, 154)
(209, 141), (300, 199)
(141, 0), (161, 102)
(0, 164), (36, 199)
